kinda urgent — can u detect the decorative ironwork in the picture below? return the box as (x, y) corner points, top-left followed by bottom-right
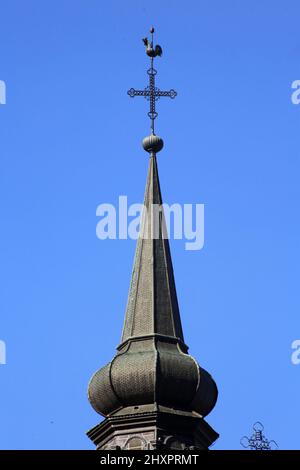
(127, 27), (177, 134)
(240, 422), (278, 450)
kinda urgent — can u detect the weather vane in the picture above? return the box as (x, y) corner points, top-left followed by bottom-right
(240, 422), (278, 450)
(127, 27), (177, 135)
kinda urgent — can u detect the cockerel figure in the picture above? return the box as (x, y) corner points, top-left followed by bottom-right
(142, 27), (163, 58)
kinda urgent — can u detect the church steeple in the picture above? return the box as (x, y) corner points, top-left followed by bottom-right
(121, 149), (185, 348)
(87, 28), (218, 451)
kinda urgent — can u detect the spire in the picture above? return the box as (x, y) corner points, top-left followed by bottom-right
(122, 26), (184, 348)
(87, 28), (218, 451)
(120, 151), (186, 349)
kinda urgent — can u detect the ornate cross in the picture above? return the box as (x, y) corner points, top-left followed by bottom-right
(240, 422), (278, 450)
(127, 27), (177, 135)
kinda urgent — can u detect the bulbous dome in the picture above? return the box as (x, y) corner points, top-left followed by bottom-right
(88, 338), (217, 418)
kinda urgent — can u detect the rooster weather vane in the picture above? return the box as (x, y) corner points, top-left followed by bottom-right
(127, 27), (177, 135)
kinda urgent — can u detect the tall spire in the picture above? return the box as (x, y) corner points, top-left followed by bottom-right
(120, 152), (185, 349)
(87, 28), (218, 451)
(122, 26), (183, 348)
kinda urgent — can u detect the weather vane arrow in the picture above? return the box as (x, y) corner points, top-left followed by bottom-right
(127, 27), (177, 136)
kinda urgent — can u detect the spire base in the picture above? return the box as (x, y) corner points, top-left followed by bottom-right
(87, 409), (219, 450)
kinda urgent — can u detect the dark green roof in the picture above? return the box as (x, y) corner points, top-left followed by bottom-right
(88, 153), (218, 420)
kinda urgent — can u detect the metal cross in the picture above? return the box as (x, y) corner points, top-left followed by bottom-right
(240, 422), (278, 451)
(127, 27), (177, 135)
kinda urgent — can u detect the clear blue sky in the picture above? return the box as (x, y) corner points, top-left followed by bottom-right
(0, 0), (299, 450)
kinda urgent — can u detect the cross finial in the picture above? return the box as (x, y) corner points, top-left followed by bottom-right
(240, 422), (278, 450)
(127, 27), (177, 145)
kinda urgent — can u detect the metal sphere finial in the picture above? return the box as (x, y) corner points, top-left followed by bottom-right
(150, 26), (155, 34)
(142, 134), (164, 154)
